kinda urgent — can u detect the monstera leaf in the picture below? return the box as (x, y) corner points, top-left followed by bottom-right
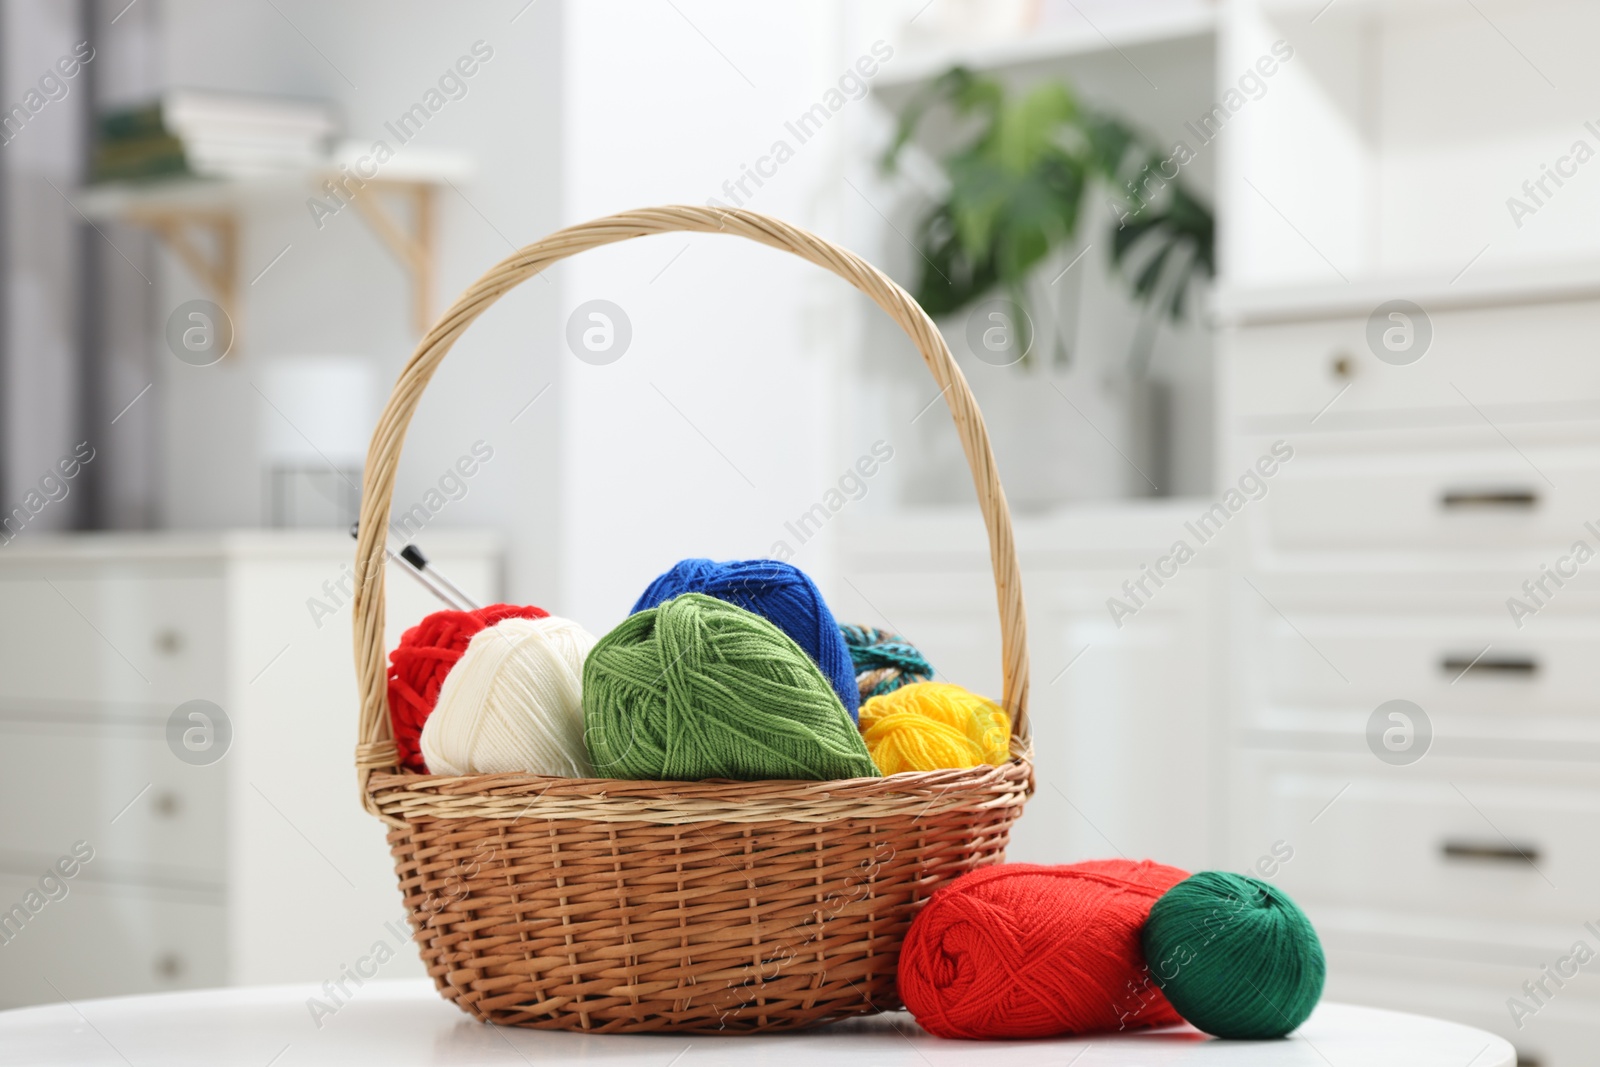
(882, 67), (1214, 365)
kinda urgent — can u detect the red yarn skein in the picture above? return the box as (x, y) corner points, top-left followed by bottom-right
(386, 603), (548, 773)
(898, 859), (1190, 1040)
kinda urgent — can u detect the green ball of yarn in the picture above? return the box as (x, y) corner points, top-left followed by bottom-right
(583, 593), (880, 782)
(1141, 871), (1325, 1039)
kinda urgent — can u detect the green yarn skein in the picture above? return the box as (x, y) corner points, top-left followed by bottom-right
(1141, 871), (1326, 1039)
(583, 592), (880, 782)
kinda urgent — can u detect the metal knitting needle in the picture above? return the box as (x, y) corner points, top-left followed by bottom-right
(397, 542), (480, 610)
(361, 529), (473, 611)
(349, 524), (479, 611)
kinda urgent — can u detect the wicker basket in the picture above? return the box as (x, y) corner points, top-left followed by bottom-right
(352, 206), (1033, 1034)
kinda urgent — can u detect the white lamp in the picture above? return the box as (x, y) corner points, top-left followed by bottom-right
(257, 356), (376, 527)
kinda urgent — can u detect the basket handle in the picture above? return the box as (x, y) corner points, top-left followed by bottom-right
(353, 206), (1031, 807)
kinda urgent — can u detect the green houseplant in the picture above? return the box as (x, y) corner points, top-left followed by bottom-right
(881, 67), (1215, 371)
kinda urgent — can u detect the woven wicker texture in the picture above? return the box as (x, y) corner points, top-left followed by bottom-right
(352, 206), (1033, 1033)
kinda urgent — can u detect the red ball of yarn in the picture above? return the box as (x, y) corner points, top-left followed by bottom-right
(898, 859), (1190, 1040)
(386, 603), (548, 773)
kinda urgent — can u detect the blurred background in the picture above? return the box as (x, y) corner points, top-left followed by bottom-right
(0, 0), (1596, 1061)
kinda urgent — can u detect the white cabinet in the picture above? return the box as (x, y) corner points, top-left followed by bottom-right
(1234, 572), (1600, 748)
(1215, 3), (1600, 1052)
(1222, 297), (1600, 423)
(1233, 749), (1600, 929)
(0, 573), (226, 704)
(0, 531), (499, 1007)
(0, 720), (228, 883)
(0, 873), (228, 1002)
(1220, 278), (1600, 1064)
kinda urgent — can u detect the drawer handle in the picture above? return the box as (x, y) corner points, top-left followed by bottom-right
(1439, 489), (1539, 510)
(1440, 840), (1541, 865)
(1440, 654), (1538, 678)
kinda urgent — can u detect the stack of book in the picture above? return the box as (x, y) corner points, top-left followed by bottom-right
(93, 90), (337, 183)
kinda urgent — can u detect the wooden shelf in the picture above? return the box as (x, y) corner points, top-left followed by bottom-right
(75, 148), (471, 342)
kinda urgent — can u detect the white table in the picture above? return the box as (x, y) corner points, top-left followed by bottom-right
(0, 979), (1515, 1066)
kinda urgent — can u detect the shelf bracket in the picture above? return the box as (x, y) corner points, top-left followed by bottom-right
(125, 208), (241, 348)
(347, 181), (435, 335)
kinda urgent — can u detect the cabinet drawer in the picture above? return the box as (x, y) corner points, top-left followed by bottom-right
(1245, 592), (1600, 747)
(1233, 752), (1600, 929)
(0, 874), (224, 1007)
(1258, 441), (1600, 555)
(0, 720), (226, 882)
(1227, 300), (1600, 420)
(0, 571), (224, 704)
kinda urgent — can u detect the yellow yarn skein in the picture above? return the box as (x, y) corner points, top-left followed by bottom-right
(858, 681), (1010, 774)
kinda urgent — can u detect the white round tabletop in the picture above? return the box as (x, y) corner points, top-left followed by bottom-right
(0, 979), (1515, 1066)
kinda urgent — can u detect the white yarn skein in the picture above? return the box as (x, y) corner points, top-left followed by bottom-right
(420, 615), (596, 777)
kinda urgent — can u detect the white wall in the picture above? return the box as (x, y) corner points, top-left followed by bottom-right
(1222, 0), (1600, 286)
(3, 2), (90, 528)
(154, 0), (564, 609)
(1371, 0), (1600, 274)
(142, 0), (892, 640)
(559, 0), (873, 630)
(1218, 1), (1372, 286)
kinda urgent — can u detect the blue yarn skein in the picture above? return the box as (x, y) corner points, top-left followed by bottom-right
(632, 558), (861, 719)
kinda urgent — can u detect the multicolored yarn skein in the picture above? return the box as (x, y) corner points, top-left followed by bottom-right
(858, 682), (1009, 774)
(584, 593), (878, 782)
(386, 603), (549, 773)
(899, 860), (1326, 1042)
(633, 558), (860, 719)
(840, 624), (934, 701)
